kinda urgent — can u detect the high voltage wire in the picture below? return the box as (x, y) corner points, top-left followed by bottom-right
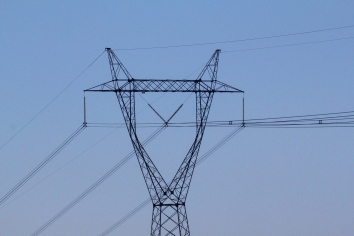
(85, 110), (354, 129)
(0, 127), (119, 211)
(222, 36), (354, 53)
(241, 110), (354, 121)
(99, 198), (152, 236)
(0, 50), (105, 152)
(0, 124), (86, 206)
(86, 121), (354, 129)
(113, 24), (354, 51)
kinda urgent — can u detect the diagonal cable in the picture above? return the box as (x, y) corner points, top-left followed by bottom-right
(0, 128), (118, 211)
(0, 124), (86, 206)
(222, 36), (354, 53)
(0, 50), (105, 152)
(113, 24), (354, 51)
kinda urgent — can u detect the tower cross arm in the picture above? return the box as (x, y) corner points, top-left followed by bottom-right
(84, 79), (244, 93)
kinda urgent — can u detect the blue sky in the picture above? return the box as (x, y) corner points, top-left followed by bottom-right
(1, 1), (354, 235)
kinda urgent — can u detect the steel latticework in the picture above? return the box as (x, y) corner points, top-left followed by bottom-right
(85, 48), (243, 236)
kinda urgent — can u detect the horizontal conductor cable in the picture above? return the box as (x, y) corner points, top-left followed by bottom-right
(246, 125), (354, 129)
(86, 113), (354, 128)
(86, 110), (354, 127)
(243, 110), (354, 121)
(244, 116), (354, 125)
(30, 125), (167, 236)
(243, 113), (354, 127)
(86, 121), (354, 128)
(0, 124), (86, 206)
(98, 125), (245, 236)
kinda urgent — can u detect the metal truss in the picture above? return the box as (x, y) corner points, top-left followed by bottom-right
(85, 48), (243, 236)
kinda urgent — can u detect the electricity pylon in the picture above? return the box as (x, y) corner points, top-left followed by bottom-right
(85, 48), (243, 235)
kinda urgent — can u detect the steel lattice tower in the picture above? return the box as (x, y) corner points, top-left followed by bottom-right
(85, 48), (243, 235)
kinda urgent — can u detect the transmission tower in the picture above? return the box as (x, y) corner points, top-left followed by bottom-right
(85, 48), (243, 236)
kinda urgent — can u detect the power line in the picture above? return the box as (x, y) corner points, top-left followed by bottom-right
(242, 110), (354, 121)
(98, 199), (151, 236)
(0, 128), (118, 211)
(0, 124), (86, 206)
(222, 36), (354, 53)
(0, 50), (105, 152)
(112, 24), (354, 51)
(85, 110), (354, 128)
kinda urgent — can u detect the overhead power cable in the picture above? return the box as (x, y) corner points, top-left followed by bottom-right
(0, 50), (105, 152)
(99, 125), (245, 236)
(86, 110), (354, 129)
(30, 125), (167, 236)
(243, 110), (354, 121)
(0, 124), (86, 206)
(99, 198), (152, 236)
(222, 36), (354, 53)
(112, 24), (354, 51)
(0, 128), (118, 211)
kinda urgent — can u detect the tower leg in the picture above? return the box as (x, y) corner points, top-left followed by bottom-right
(151, 204), (190, 236)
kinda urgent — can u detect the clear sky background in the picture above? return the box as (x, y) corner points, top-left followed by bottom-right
(1, 1), (354, 235)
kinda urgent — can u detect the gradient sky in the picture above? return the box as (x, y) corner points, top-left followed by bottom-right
(1, 1), (354, 235)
